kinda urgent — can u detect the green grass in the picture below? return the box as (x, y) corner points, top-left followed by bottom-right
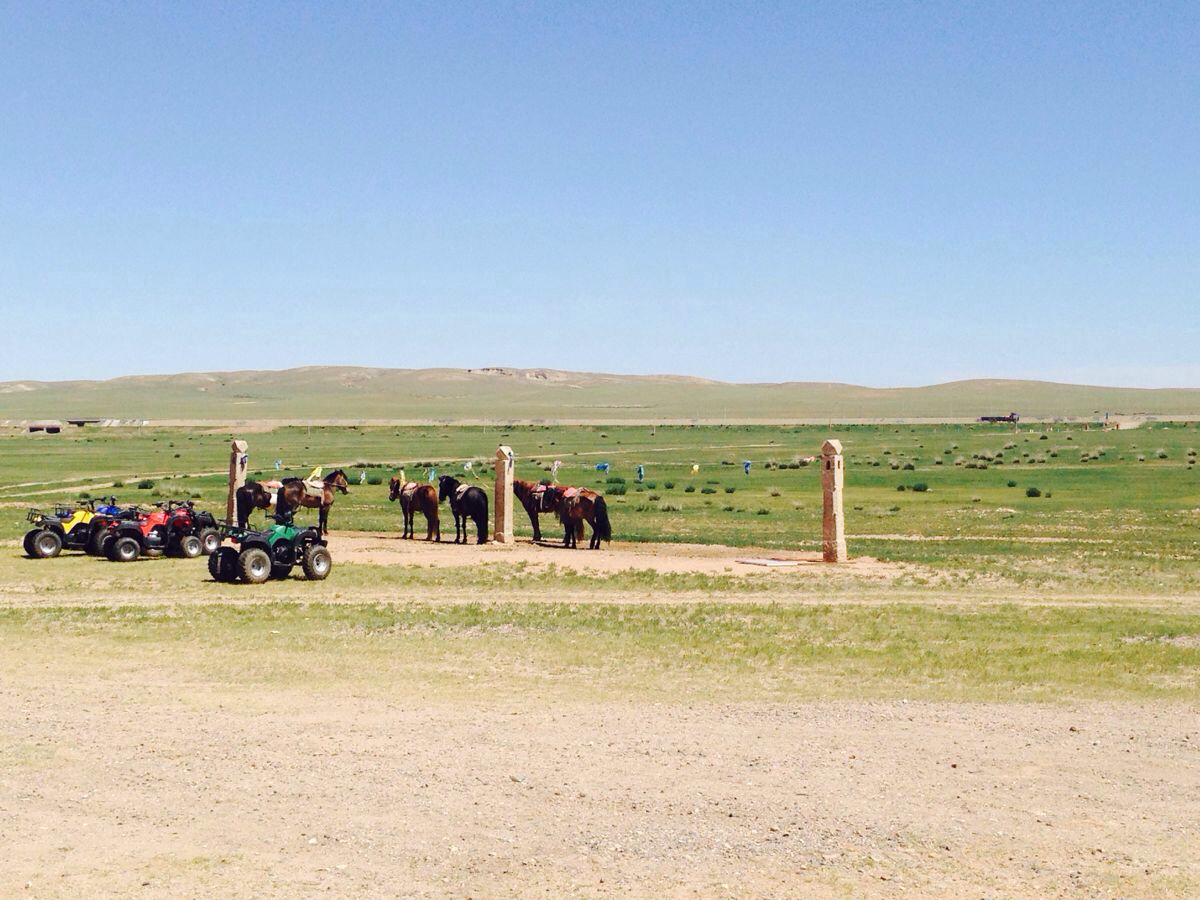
(2, 421), (1199, 592)
(5, 367), (1200, 420)
(2, 600), (1197, 701)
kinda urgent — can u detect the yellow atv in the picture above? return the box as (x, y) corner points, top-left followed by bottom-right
(23, 497), (117, 558)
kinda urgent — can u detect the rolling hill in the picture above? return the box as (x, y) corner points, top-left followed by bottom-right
(2, 366), (1199, 424)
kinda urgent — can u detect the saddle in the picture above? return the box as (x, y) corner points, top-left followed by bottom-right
(561, 486), (581, 500)
(455, 484), (471, 501)
(400, 481), (419, 499)
(532, 485), (559, 512)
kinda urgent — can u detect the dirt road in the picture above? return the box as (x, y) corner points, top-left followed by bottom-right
(2, 670), (1195, 896)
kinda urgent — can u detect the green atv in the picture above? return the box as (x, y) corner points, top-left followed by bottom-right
(208, 516), (331, 584)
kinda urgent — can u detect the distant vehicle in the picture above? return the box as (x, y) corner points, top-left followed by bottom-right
(979, 412), (1020, 423)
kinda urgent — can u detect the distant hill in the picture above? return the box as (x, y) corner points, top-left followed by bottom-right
(2, 366), (1199, 424)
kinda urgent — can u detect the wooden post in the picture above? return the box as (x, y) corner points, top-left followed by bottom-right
(226, 440), (249, 526)
(494, 445), (514, 544)
(821, 439), (847, 563)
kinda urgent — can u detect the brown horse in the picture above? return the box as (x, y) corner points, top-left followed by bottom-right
(512, 478), (573, 543)
(389, 477), (440, 541)
(234, 479), (281, 528)
(558, 487), (612, 549)
(277, 469), (350, 535)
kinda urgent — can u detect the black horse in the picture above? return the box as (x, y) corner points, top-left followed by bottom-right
(438, 475), (488, 544)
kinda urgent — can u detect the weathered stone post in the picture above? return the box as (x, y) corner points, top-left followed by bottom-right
(821, 439), (847, 563)
(494, 445), (515, 544)
(226, 439), (249, 525)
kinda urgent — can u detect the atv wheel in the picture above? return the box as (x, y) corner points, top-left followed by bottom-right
(270, 564), (294, 580)
(31, 529), (63, 559)
(109, 536), (141, 563)
(302, 545), (332, 580)
(23, 529), (39, 557)
(208, 547), (239, 582)
(239, 548), (271, 585)
(177, 534), (202, 558)
(87, 528), (109, 556)
(197, 528), (220, 555)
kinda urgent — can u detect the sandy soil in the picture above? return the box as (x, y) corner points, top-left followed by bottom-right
(326, 531), (903, 578)
(2, 670), (1196, 897)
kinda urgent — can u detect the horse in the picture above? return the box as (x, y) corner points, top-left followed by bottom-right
(437, 475), (488, 544)
(389, 476), (440, 541)
(512, 478), (573, 543)
(277, 469), (350, 535)
(234, 480), (280, 529)
(558, 487), (612, 549)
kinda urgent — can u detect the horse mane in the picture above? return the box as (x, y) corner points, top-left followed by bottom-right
(325, 469), (345, 482)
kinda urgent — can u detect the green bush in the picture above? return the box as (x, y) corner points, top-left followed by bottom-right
(912, 483), (928, 492)
(606, 484), (627, 495)
(137, 479), (155, 490)
(367, 476), (383, 486)
(701, 487), (716, 494)
(724, 486), (735, 493)
(1007, 480), (1017, 487)
(1026, 487), (1041, 497)
(896, 484), (906, 491)
(606, 476), (626, 484)
(664, 481), (675, 490)
(684, 485), (695, 493)
(756, 508), (769, 515)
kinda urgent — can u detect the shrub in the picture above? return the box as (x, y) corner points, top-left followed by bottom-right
(367, 476), (383, 486)
(78, 491), (91, 499)
(724, 486), (735, 494)
(1137, 454), (1146, 462)
(896, 484), (906, 491)
(648, 494), (661, 501)
(902, 462), (915, 471)
(112, 480), (124, 488)
(683, 485), (695, 493)
(768, 487), (781, 497)
(137, 479), (155, 490)
(607, 484), (627, 495)
(659, 503), (681, 512)
(1026, 487), (1041, 497)
(934, 459), (943, 465)
(1007, 480), (1017, 487)
(911, 483), (928, 492)
(1040, 434), (1048, 440)
(701, 487), (716, 494)
(606, 476), (625, 484)
(722, 504), (734, 512)
(1156, 449), (1168, 459)
(664, 481), (675, 490)
(888, 505), (901, 512)
(756, 508), (769, 515)
(706, 479), (720, 485)
(644, 481), (656, 489)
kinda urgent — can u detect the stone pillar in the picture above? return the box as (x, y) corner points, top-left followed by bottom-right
(226, 439), (249, 525)
(494, 445), (515, 544)
(821, 439), (847, 563)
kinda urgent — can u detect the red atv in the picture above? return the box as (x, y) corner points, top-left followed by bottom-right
(101, 500), (221, 563)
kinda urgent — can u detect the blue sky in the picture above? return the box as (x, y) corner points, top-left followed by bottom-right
(1, 1), (1196, 386)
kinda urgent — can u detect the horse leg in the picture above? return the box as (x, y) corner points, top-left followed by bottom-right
(319, 503), (328, 536)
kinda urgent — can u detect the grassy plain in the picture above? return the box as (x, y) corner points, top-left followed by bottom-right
(3, 421), (1199, 895)
(3, 420), (1199, 595)
(5, 365), (1200, 421)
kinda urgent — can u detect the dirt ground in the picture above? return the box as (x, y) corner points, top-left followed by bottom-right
(328, 531), (903, 579)
(2, 669), (1196, 897)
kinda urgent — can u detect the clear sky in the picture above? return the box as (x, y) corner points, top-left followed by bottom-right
(1, 1), (1196, 386)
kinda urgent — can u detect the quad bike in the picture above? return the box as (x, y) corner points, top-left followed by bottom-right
(23, 497), (121, 558)
(208, 512), (331, 584)
(101, 500), (221, 563)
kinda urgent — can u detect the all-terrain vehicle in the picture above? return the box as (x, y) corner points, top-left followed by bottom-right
(101, 500), (221, 563)
(23, 497), (121, 558)
(208, 513), (331, 584)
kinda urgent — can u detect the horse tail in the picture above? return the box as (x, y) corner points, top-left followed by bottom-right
(476, 490), (489, 542)
(593, 495), (612, 542)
